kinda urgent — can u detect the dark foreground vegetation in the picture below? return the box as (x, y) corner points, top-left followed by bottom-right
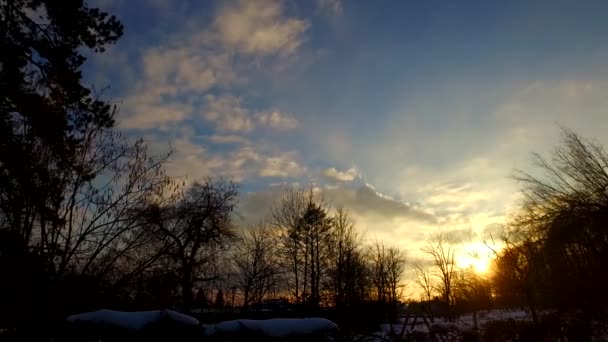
(2, 0), (608, 341)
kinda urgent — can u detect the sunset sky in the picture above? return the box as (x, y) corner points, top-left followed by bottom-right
(86, 0), (608, 272)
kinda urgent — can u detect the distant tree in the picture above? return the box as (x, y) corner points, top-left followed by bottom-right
(385, 247), (406, 304)
(414, 264), (435, 304)
(422, 233), (458, 310)
(490, 228), (546, 323)
(232, 224), (280, 309)
(271, 186), (312, 303)
(369, 242), (406, 304)
(195, 288), (208, 309)
(328, 207), (368, 307)
(215, 289), (225, 310)
(298, 200), (333, 307)
(452, 267), (492, 314)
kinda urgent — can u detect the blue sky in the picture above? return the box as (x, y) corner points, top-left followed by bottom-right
(86, 0), (608, 266)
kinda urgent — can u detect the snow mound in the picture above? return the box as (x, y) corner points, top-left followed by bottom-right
(205, 318), (338, 337)
(66, 309), (199, 330)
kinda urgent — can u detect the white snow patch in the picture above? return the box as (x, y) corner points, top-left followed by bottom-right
(66, 309), (199, 330)
(204, 318), (338, 337)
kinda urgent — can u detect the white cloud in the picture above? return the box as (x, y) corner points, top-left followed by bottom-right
(212, 0), (309, 56)
(206, 134), (251, 145)
(141, 47), (237, 94)
(259, 153), (304, 177)
(204, 94), (255, 132)
(322, 167), (359, 182)
(120, 92), (192, 129)
(256, 110), (298, 129)
(114, 0), (310, 131)
(317, 0), (343, 16)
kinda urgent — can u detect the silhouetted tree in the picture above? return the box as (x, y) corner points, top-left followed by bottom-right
(232, 224), (280, 309)
(135, 180), (238, 311)
(328, 207), (369, 307)
(0, 0), (122, 248)
(510, 128), (608, 317)
(298, 200), (333, 307)
(422, 233), (458, 312)
(369, 242), (406, 304)
(414, 263), (435, 304)
(215, 289), (225, 310)
(490, 228), (546, 323)
(271, 186), (312, 303)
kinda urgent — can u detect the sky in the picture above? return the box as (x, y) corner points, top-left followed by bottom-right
(85, 0), (608, 273)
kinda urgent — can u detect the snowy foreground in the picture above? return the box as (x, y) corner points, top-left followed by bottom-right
(369, 309), (532, 341)
(66, 309), (200, 330)
(67, 310), (338, 340)
(203, 318), (338, 338)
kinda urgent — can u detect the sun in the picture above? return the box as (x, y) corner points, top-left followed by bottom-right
(458, 244), (493, 274)
(469, 255), (490, 274)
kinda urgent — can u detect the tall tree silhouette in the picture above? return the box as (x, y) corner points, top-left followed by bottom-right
(510, 128), (608, 317)
(0, 0), (123, 243)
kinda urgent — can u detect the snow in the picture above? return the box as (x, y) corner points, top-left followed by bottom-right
(204, 318), (339, 337)
(66, 309), (199, 330)
(367, 309), (534, 341)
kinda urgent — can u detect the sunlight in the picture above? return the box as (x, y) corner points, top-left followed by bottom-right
(457, 253), (491, 274)
(458, 242), (495, 275)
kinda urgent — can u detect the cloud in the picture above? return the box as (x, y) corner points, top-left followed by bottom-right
(212, 0), (309, 56)
(317, 0), (343, 16)
(259, 153), (305, 178)
(206, 134), (251, 145)
(424, 182), (493, 212)
(203, 95), (301, 132)
(256, 111), (298, 129)
(116, 0), (309, 131)
(119, 47), (237, 130)
(324, 184), (437, 223)
(141, 47), (236, 94)
(204, 94), (254, 132)
(120, 93), (192, 129)
(322, 167), (359, 182)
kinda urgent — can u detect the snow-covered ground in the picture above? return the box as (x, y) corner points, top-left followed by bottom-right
(66, 309), (199, 330)
(369, 309), (531, 341)
(203, 317), (339, 338)
(67, 311), (338, 340)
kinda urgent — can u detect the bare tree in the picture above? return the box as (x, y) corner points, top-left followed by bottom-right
(232, 224), (281, 309)
(507, 128), (608, 317)
(270, 186), (312, 303)
(370, 242), (406, 304)
(135, 180), (238, 311)
(421, 233), (458, 309)
(414, 263), (435, 303)
(328, 206), (368, 307)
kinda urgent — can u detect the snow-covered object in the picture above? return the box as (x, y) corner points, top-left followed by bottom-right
(66, 309), (199, 330)
(204, 318), (338, 338)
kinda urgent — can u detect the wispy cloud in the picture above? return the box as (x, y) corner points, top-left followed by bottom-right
(256, 111), (298, 130)
(212, 0), (309, 56)
(317, 0), (343, 16)
(322, 167), (359, 182)
(204, 94), (254, 132)
(205, 134), (251, 145)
